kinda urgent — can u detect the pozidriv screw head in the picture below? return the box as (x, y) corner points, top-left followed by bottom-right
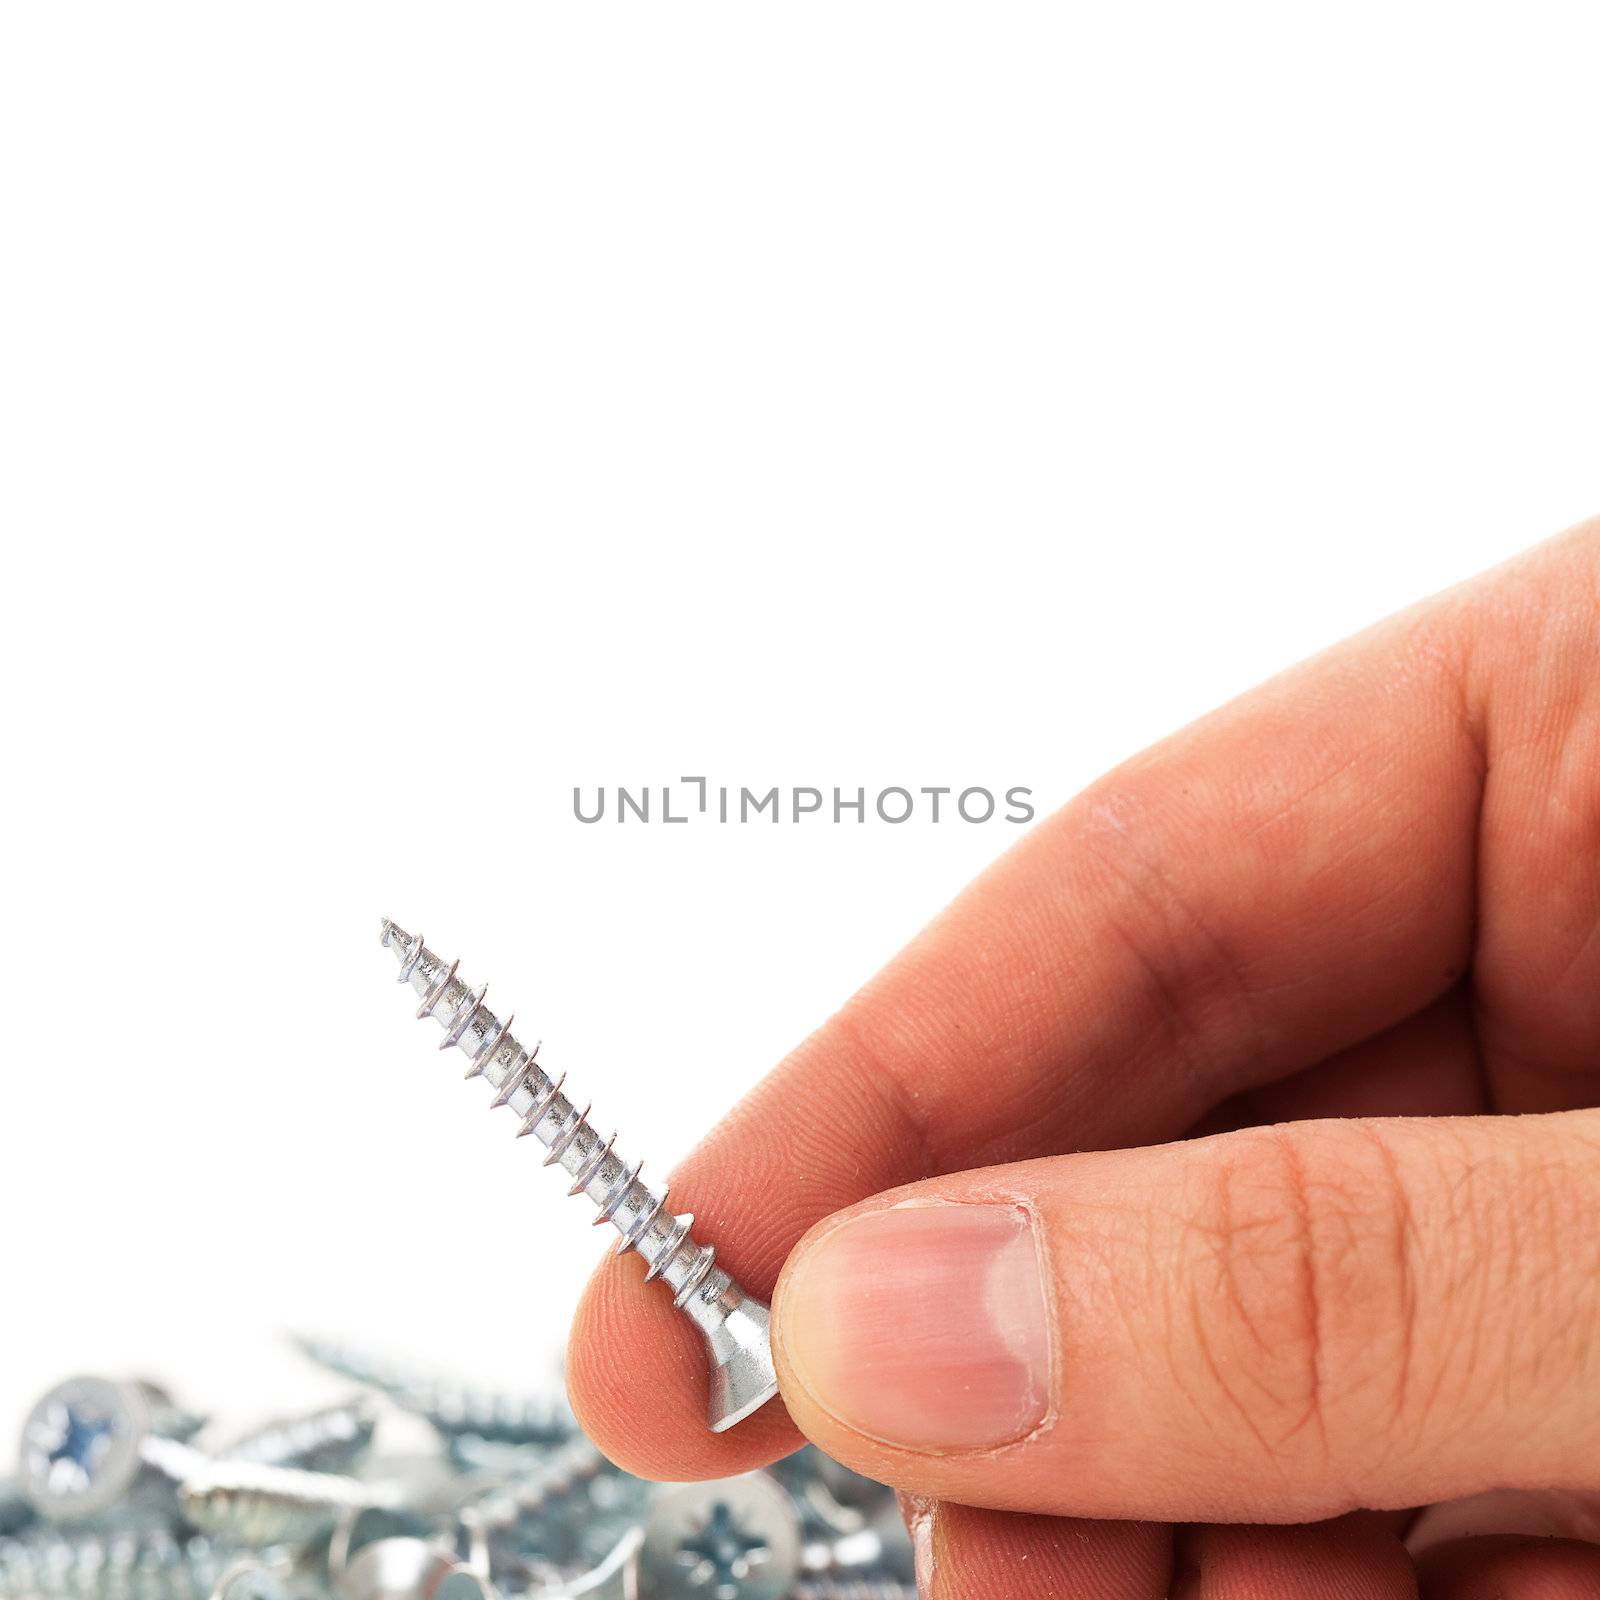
(19, 1378), (153, 1522)
(639, 1475), (800, 1600)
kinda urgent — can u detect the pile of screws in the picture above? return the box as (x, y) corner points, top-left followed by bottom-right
(2, 1341), (915, 1600)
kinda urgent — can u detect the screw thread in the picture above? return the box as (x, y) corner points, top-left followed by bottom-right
(165, 1446), (393, 1549)
(0, 1533), (223, 1600)
(291, 1338), (571, 1446)
(216, 1398), (378, 1474)
(380, 923), (728, 1312)
(459, 1438), (608, 1536)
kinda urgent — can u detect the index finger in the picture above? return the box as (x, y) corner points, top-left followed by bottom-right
(567, 538), (1511, 1478)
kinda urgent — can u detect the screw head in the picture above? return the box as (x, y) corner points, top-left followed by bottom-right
(688, 1285), (779, 1436)
(640, 1474), (800, 1600)
(18, 1377), (150, 1522)
(337, 1538), (496, 1600)
(329, 1507), (440, 1583)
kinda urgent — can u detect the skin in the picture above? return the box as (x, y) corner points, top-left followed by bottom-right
(568, 519), (1600, 1597)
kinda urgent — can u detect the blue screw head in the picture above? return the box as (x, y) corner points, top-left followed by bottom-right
(17, 1377), (151, 1522)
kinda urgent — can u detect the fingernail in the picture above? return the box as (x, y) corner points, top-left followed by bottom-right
(777, 1203), (1050, 1453)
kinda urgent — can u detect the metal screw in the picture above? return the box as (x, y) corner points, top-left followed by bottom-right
(291, 1339), (571, 1450)
(780, 1458), (913, 1588)
(336, 1538), (496, 1600)
(638, 1475), (800, 1600)
(800, 1516), (916, 1590)
(543, 1525), (642, 1600)
(441, 1437), (554, 1479)
(216, 1399), (380, 1476)
(768, 1453), (864, 1540)
(455, 1438), (636, 1592)
(379, 922), (779, 1435)
(171, 1451), (400, 1550)
(455, 1437), (608, 1555)
(18, 1378), (203, 1524)
(0, 1530), (224, 1600)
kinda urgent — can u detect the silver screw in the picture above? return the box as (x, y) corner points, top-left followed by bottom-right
(455, 1438), (633, 1592)
(456, 1437), (608, 1544)
(638, 1475), (800, 1600)
(441, 1436), (555, 1478)
(329, 1508), (442, 1588)
(0, 1530), (224, 1600)
(170, 1450), (400, 1550)
(18, 1378), (202, 1524)
(336, 1538), (497, 1600)
(800, 1516), (916, 1589)
(291, 1339), (571, 1449)
(18, 1378), (395, 1551)
(215, 1398), (380, 1475)
(543, 1526), (642, 1600)
(379, 922), (779, 1435)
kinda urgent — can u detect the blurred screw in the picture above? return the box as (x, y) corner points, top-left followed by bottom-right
(18, 1378), (204, 1523)
(803, 1454), (893, 1522)
(456, 1439), (621, 1588)
(546, 1525), (642, 1600)
(337, 1539), (496, 1600)
(457, 1439), (608, 1539)
(329, 1508), (441, 1587)
(173, 1452), (400, 1549)
(293, 1339), (571, 1448)
(638, 1475), (800, 1600)
(768, 1452), (864, 1538)
(442, 1437), (548, 1477)
(801, 1517), (916, 1588)
(783, 1455), (914, 1584)
(380, 923), (778, 1435)
(216, 1399), (379, 1475)
(0, 1530), (223, 1600)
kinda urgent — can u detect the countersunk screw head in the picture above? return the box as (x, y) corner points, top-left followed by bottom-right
(329, 1508), (440, 1585)
(18, 1378), (152, 1522)
(337, 1538), (497, 1600)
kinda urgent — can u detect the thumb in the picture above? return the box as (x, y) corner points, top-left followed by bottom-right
(770, 1109), (1600, 1523)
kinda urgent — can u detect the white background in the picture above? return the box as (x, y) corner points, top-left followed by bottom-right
(1, 4), (1595, 1442)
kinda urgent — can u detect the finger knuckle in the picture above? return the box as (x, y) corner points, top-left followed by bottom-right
(1173, 1125), (1419, 1489)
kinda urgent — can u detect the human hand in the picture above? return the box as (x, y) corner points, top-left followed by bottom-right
(567, 521), (1600, 1598)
